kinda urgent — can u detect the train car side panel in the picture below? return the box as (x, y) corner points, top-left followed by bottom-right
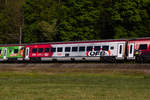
(25, 44), (52, 61)
(128, 39), (150, 61)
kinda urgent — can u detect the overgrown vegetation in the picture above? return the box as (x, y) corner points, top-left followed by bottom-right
(0, 0), (149, 43)
(0, 70), (150, 100)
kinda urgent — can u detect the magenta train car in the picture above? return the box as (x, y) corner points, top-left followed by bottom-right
(127, 38), (150, 62)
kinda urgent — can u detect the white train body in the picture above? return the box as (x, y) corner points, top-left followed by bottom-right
(49, 40), (127, 61)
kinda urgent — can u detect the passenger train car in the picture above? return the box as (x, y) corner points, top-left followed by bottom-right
(25, 44), (52, 61)
(127, 38), (150, 62)
(0, 38), (150, 62)
(0, 44), (25, 61)
(24, 39), (127, 62)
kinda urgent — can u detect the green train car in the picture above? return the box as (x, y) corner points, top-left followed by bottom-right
(0, 45), (25, 61)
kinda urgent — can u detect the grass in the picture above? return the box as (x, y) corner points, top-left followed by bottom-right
(0, 67), (150, 100)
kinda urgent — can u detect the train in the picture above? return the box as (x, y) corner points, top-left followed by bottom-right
(0, 37), (150, 62)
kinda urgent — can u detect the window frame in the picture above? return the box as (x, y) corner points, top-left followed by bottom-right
(65, 47), (71, 52)
(87, 46), (93, 51)
(72, 47), (78, 52)
(130, 45), (133, 54)
(102, 46), (109, 51)
(119, 45), (122, 54)
(45, 48), (50, 53)
(79, 46), (85, 52)
(14, 49), (18, 54)
(110, 46), (114, 50)
(38, 48), (43, 53)
(32, 48), (37, 53)
(139, 44), (147, 50)
(51, 47), (56, 52)
(9, 49), (12, 53)
(94, 46), (101, 51)
(57, 47), (63, 52)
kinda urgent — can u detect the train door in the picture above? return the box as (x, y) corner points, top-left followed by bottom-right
(3, 48), (7, 60)
(117, 44), (124, 58)
(78, 44), (86, 57)
(128, 43), (135, 58)
(70, 44), (79, 57)
(25, 47), (29, 60)
(51, 45), (57, 57)
(64, 46), (71, 57)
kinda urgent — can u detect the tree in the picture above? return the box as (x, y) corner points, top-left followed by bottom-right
(109, 0), (150, 39)
(23, 0), (58, 43)
(0, 0), (25, 44)
(96, 0), (114, 39)
(56, 0), (103, 41)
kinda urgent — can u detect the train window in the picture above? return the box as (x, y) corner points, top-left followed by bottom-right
(102, 46), (109, 51)
(94, 46), (101, 51)
(45, 48), (49, 53)
(110, 46), (114, 50)
(65, 47), (70, 52)
(119, 45), (122, 54)
(26, 48), (29, 56)
(4, 49), (6, 56)
(38, 48), (43, 53)
(14, 49), (18, 53)
(139, 44), (147, 50)
(130, 45), (132, 54)
(51, 48), (56, 52)
(9, 49), (12, 53)
(72, 47), (78, 52)
(57, 47), (63, 52)
(79, 46), (85, 52)
(32, 48), (37, 53)
(87, 46), (93, 51)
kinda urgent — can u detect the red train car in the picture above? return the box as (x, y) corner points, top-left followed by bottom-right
(127, 38), (150, 62)
(25, 44), (52, 61)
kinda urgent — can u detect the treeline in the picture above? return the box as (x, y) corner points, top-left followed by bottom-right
(0, 0), (149, 44)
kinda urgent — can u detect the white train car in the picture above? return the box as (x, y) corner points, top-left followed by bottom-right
(98, 40), (127, 62)
(49, 39), (127, 62)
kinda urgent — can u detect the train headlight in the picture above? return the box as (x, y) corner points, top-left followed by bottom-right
(135, 51), (139, 55)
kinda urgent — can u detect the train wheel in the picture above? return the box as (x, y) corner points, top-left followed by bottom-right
(111, 57), (116, 63)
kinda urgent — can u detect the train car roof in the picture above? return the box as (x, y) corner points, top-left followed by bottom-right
(0, 37), (150, 46)
(27, 39), (127, 45)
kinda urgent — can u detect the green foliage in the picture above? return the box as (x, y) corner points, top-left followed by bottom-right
(23, 0), (58, 43)
(109, 0), (150, 38)
(56, 0), (103, 41)
(0, 0), (149, 43)
(0, 0), (25, 44)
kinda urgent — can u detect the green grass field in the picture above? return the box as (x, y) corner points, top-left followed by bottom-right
(0, 67), (150, 100)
